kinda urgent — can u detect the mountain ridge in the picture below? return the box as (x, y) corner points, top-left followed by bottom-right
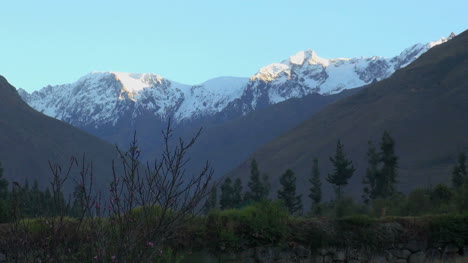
(227, 30), (468, 202)
(13, 32), (460, 185)
(18, 33), (455, 130)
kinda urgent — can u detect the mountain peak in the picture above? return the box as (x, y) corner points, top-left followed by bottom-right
(287, 50), (329, 66)
(111, 72), (164, 93)
(18, 33), (456, 128)
(427, 32), (456, 49)
(306, 50), (329, 66)
(80, 72), (166, 93)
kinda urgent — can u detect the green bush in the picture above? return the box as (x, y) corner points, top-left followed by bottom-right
(430, 184), (453, 205)
(371, 194), (406, 217)
(206, 201), (289, 249)
(454, 184), (468, 212)
(404, 189), (434, 216)
(429, 214), (468, 247)
(337, 197), (368, 217)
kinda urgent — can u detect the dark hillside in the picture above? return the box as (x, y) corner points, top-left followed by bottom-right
(0, 76), (117, 190)
(228, 30), (468, 201)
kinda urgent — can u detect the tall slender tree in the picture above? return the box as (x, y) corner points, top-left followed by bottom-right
(0, 162), (8, 222)
(308, 158), (322, 215)
(203, 185), (218, 214)
(232, 178), (243, 208)
(244, 159), (268, 203)
(220, 178), (234, 210)
(262, 173), (270, 200)
(0, 162), (7, 200)
(30, 179), (42, 217)
(362, 141), (379, 204)
(43, 187), (53, 212)
(278, 169), (302, 215)
(379, 131), (398, 198)
(327, 140), (355, 217)
(452, 152), (467, 190)
(71, 183), (86, 218)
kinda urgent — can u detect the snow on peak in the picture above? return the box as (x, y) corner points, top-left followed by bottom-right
(288, 50), (329, 66)
(19, 33), (455, 127)
(394, 33), (455, 69)
(175, 76), (249, 120)
(111, 72), (164, 93)
(428, 32), (456, 48)
(307, 50), (330, 66)
(289, 50), (307, 65)
(251, 50), (335, 83)
(21, 71), (250, 126)
(245, 33), (457, 108)
(250, 63), (290, 82)
(198, 76), (249, 94)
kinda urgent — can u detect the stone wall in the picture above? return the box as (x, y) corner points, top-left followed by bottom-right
(206, 242), (467, 263)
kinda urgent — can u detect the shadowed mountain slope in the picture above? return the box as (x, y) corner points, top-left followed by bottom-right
(228, 30), (468, 201)
(0, 76), (117, 190)
(186, 88), (362, 177)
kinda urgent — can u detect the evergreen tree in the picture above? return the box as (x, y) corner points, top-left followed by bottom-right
(244, 159), (268, 203)
(0, 162), (7, 200)
(220, 178), (234, 210)
(9, 181), (23, 220)
(52, 189), (67, 216)
(362, 141), (379, 204)
(277, 169), (302, 215)
(308, 158), (321, 215)
(71, 183), (86, 218)
(327, 140), (355, 217)
(327, 140), (355, 199)
(43, 187), (53, 213)
(20, 179), (34, 217)
(203, 185), (218, 214)
(452, 153), (467, 190)
(459, 153), (467, 179)
(262, 173), (270, 200)
(232, 178), (243, 208)
(0, 162), (8, 222)
(379, 131), (398, 198)
(30, 179), (42, 217)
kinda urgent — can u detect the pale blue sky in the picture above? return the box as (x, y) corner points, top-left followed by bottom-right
(1, 0), (466, 92)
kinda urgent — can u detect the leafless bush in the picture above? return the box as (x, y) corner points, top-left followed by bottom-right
(2, 121), (214, 262)
(106, 121), (214, 261)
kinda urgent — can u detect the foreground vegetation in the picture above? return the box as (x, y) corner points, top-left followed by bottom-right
(0, 202), (467, 262)
(0, 127), (466, 262)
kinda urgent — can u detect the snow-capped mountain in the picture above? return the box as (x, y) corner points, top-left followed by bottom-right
(222, 32), (456, 116)
(19, 72), (249, 128)
(19, 33), (455, 130)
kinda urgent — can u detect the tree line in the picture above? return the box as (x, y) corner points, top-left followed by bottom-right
(0, 130), (466, 222)
(205, 131), (468, 217)
(0, 164), (86, 223)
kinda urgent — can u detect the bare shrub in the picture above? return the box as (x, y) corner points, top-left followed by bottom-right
(2, 121), (213, 262)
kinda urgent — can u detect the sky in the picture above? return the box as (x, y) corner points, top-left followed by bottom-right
(1, 0), (467, 92)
